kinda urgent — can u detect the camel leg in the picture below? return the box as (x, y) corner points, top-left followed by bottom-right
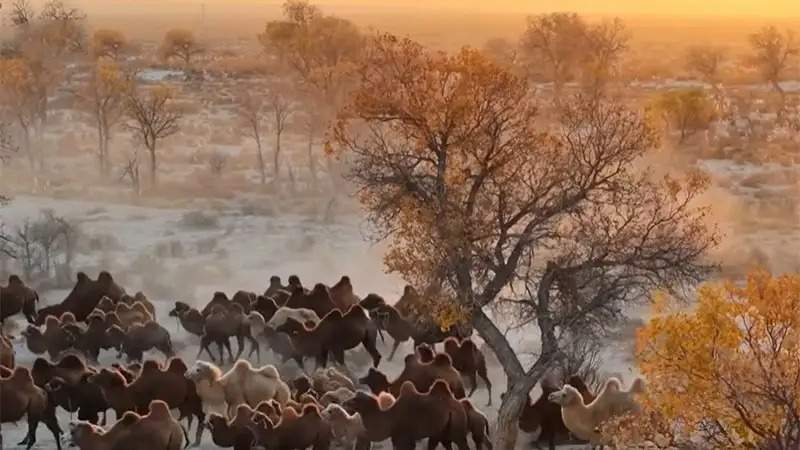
(361, 330), (381, 367)
(223, 338), (235, 364)
(477, 362), (492, 406)
(247, 336), (260, 362)
(467, 370), (478, 398)
(193, 413), (205, 447)
(216, 340), (226, 364)
(234, 334), (245, 361)
(43, 413), (62, 450)
(20, 417), (38, 450)
(355, 437), (371, 450)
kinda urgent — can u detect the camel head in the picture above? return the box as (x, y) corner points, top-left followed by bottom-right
(186, 360), (221, 383)
(548, 385), (583, 407)
(69, 421), (104, 447)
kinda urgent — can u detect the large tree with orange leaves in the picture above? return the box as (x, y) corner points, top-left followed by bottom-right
(635, 271), (800, 449)
(331, 33), (718, 449)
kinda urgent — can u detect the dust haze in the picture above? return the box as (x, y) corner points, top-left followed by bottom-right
(0, 1), (799, 447)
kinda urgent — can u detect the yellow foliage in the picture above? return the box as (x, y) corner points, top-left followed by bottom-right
(635, 270), (800, 448)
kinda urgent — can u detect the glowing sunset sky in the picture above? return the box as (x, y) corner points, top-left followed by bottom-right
(58, 0), (800, 18)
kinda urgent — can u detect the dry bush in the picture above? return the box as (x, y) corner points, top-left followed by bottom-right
(178, 210), (220, 230)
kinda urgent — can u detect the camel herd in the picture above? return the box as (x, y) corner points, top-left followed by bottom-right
(0, 272), (645, 450)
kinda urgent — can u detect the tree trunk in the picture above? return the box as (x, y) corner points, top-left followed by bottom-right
(273, 131), (282, 182)
(494, 380), (532, 450)
(96, 117), (105, 176)
(102, 132), (111, 177)
(148, 144), (157, 187)
(255, 135), (266, 185)
(307, 127), (318, 191)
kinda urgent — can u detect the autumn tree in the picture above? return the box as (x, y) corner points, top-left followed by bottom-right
(581, 18), (629, 98)
(91, 29), (127, 61)
(0, 58), (38, 170)
(637, 270), (800, 449)
(125, 85), (181, 187)
(656, 89), (717, 144)
(686, 46), (726, 91)
(5, 0), (86, 170)
(482, 37), (519, 69)
(520, 13), (586, 96)
(331, 34), (718, 450)
(76, 61), (133, 176)
(748, 26), (798, 111)
(260, 1), (361, 190)
(160, 29), (203, 70)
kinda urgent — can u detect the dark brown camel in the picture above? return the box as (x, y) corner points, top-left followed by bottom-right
(0, 275), (38, 324)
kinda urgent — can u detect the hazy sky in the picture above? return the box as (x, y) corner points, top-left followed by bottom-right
(57, 0), (800, 18)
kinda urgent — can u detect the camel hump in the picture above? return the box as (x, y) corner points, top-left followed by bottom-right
(377, 392), (396, 411)
(119, 411), (142, 426)
(32, 357), (52, 372)
(77, 272), (89, 282)
(431, 379), (452, 397)
(8, 274), (22, 285)
(433, 353), (453, 367)
(460, 339), (477, 353)
(234, 404), (254, 420)
(58, 354), (86, 370)
(132, 302), (149, 313)
(166, 358), (188, 375)
(141, 360), (162, 373)
(283, 406), (301, 421)
(12, 366), (33, 382)
(232, 359), (253, 374)
(603, 377), (622, 393)
(213, 291), (228, 300)
(630, 377), (646, 394)
(302, 403), (321, 417)
(325, 309), (344, 321)
(148, 400), (171, 419)
(98, 271), (113, 282)
(403, 354), (419, 367)
(399, 381), (419, 398)
(403, 285), (416, 296)
(256, 364), (280, 380)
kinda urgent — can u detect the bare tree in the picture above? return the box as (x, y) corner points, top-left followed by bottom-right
(686, 46), (726, 88)
(7, 0), (34, 27)
(120, 149), (142, 197)
(0, 122), (17, 163)
(238, 94), (268, 185)
(208, 151), (228, 177)
(268, 90), (292, 183)
(76, 61), (133, 176)
(125, 86), (182, 187)
(748, 26), (798, 111)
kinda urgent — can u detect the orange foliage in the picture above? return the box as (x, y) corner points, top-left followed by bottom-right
(636, 270), (800, 448)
